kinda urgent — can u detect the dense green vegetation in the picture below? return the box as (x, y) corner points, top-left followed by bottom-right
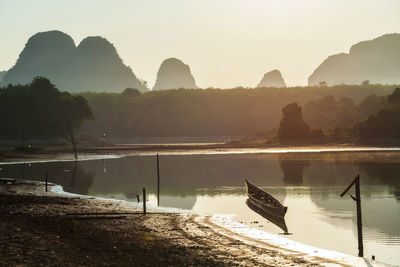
(0, 77), (92, 153)
(278, 88), (400, 143)
(1, 78), (399, 145)
(357, 88), (400, 140)
(79, 84), (396, 139)
(303, 94), (387, 130)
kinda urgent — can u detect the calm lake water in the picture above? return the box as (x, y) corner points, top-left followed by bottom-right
(1, 150), (400, 265)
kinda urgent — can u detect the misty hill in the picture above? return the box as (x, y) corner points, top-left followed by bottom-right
(257, 70), (286, 88)
(3, 30), (147, 92)
(308, 33), (400, 86)
(153, 58), (197, 90)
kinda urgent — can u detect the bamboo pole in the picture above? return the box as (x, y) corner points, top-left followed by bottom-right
(157, 154), (160, 206)
(340, 174), (363, 257)
(355, 175), (363, 257)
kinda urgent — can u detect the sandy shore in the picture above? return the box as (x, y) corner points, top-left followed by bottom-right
(0, 179), (375, 266)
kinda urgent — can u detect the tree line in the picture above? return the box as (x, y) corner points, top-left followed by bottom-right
(278, 88), (400, 143)
(0, 77), (92, 157)
(1, 77), (399, 147)
(79, 84), (396, 140)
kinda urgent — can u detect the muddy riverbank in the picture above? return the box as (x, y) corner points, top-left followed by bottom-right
(0, 179), (373, 266)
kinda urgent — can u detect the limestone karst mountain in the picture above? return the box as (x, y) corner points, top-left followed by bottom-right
(153, 58), (197, 90)
(3, 30), (147, 92)
(257, 69), (286, 88)
(71, 36), (146, 92)
(308, 33), (400, 86)
(4, 31), (75, 88)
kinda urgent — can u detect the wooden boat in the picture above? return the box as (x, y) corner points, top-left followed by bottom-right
(246, 199), (288, 234)
(245, 180), (287, 218)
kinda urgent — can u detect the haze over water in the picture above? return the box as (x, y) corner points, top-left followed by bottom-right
(2, 149), (400, 265)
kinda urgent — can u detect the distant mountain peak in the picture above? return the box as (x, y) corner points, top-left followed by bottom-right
(18, 30), (76, 60)
(3, 30), (147, 92)
(77, 36), (117, 55)
(308, 33), (400, 86)
(153, 58), (198, 90)
(27, 30), (76, 47)
(257, 69), (286, 88)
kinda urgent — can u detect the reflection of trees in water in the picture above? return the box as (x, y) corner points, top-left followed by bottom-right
(305, 160), (400, 238)
(308, 189), (400, 237)
(359, 161), (400, 200)
(279, 158), (310, 185)
(62, 161), (94, 195)
(78, 154), (284, 197)
(1, 161), (94, 196)
(4, 154), (400, 201)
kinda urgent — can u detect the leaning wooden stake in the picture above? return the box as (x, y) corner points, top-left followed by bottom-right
(143, 187), (146, 215)
(355, 175), (363, 257)
(340, 174), (363, 257)
(45, 172), (48, 192)
(157, 154), (160, 206)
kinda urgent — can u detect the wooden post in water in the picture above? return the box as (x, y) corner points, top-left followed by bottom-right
(45, 172), (48, 192)
(355, 175), (363, 257)
(143, 187), (146, 215)
(340, 174), (363, 257)
(157, 154), (160, 206)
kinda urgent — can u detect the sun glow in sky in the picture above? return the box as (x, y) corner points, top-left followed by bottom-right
(0, 0), (399, 88)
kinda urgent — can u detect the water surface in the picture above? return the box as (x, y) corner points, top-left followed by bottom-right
(1, 150), (399, 265)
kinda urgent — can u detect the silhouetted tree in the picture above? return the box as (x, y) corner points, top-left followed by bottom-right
(361, 80), (370, 86)
(388, 87), (400, 104)
(303, 94), (386, 131)
(0, 77), (92, 157)
(330, 127), (342, 140)
(319, 81), (327, 87)
(278, 103), (310, 142)
(357, 95), (387, 121)
(304, 96), (357, 129)
(310, 128), (325, 139)
(122, 88), (141, 97)
(357, 88), (400, 140)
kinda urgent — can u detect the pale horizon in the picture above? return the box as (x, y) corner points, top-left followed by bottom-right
(1, 0), (399, 88)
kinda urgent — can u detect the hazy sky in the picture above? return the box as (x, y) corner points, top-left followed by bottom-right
(0, 0), (399, 88)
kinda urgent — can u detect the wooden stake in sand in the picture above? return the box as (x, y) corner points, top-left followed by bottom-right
(157, 154), (160, 206)
(143, 187), (146, 215)
(45, 172), (48, 192)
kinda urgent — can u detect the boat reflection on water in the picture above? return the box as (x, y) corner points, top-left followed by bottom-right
(246, 199), (289, 234)
(245, 180), (289, 234)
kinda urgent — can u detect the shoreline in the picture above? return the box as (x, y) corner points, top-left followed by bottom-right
(0, 178), (376, 266)
(1, 144), (400, 165)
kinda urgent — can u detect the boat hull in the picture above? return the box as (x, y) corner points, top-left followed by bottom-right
(245, 180), (287, 218)
(247, 194), (287, 217)
(246, 199), (288, 233)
